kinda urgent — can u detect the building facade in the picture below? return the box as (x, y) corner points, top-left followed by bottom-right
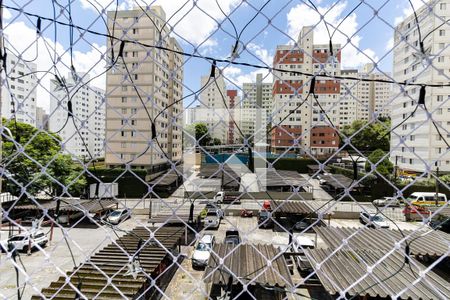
(241, 74), (272, 140)
(105, 6), (183, 168)
(271, 26), (341, 156)
(197, 74), (229, 144)
(1, 52), (37, 126)
(390, 0), (450, 172)
(227, 90), (239, 144)
(36, 106), (49, 131)
(49, 73), (105, 158)
(339, 63), (392, 127)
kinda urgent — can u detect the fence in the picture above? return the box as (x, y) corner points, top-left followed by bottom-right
(1, 0), (450, 299)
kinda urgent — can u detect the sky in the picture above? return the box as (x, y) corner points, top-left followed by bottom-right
(3, 0), (426, 112)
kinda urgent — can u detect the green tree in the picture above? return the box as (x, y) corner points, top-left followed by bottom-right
(365, 149), (394, 177)
(341, 119), (391, 153)
(194, 123), (212, 146)
(212, 138), (222, 145)
(2, 119), (86, 197)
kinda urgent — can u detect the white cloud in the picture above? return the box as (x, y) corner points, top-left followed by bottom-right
(80, 0), (241, 46)
(4, 8), (12, 20)
(394, 0), (427, 25)
(286, 1), (378, 68)
(4, 21), (107, 113)
(221, 43), (273, 91)
(385, 37), (394, 51)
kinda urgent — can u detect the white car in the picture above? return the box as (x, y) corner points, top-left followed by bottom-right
(106, 209), (130, 225)
(192, 234), (215, 268)
(204, 209), (221, 229)
(359, 212), (390, 229)
(373, 197), (401, 207)
(0, 230), (48, 252)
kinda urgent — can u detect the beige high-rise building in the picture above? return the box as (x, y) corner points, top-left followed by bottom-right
(272, 26), (341, 156)
(390, 0), (450, 172)
(241, 74), (272, 139)
(339, 63), (392, 127)
(105, 6), (183, 168)
(197, 74), (228, 143)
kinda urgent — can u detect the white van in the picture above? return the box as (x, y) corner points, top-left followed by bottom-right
(407, 192), (448, 206)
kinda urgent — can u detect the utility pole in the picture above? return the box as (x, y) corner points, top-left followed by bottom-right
(435, 161), (439, 206)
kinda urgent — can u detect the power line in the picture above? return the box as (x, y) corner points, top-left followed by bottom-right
(3, 4), (450, 88)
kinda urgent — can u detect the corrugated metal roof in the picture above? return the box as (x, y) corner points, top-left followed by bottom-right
(271, 200), (314, 214)
(305, 248), (450, 299)
(428, 206), (450, 218)
(271, 200), (333, 216)
(14, 199), (117, 213)
(204, 243), (293, 288)
(315, 226), (450, 257)
(258, 169), (311, 188)
(32, 226), (184, 300)
(321, 174), (364, 189)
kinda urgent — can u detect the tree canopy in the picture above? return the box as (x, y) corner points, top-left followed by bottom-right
(365, 149), (394, 177)
(2, 119), (86, 197)
(341, 119), (391, 153)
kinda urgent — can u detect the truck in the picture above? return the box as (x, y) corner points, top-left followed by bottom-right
(89, 183), (119, 199)
(213, 191), (241, 204)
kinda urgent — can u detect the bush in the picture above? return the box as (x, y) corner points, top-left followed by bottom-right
(267, 158), (325, 173)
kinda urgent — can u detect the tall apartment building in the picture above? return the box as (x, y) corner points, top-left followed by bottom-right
(197, 74), (228, 143)
(49, 73), (105, 158)
(1, 51), (37, 126)
(36, 106), (49, 131)
(390, 0), (450, 172)
(339, 63), (391, 127)
(272, 26), (341, 156)
(105, 6), (183, 168)
(226, 90), (241, 144)
(241, 74), (272, 139)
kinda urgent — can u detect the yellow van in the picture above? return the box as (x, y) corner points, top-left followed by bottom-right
(407, 192), (448, 206)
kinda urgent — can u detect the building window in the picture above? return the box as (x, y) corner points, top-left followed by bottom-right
(439, 29), (445, 36)
(133, 28), (138, 34)
(122, 86), (127, 91)
(131, 119), (136, 125)
(440, 2), (447, 9)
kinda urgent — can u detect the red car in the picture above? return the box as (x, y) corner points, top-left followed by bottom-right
(240, 209), (253, 218)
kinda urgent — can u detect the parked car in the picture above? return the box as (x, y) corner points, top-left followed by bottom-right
(240, 209), (253, 218)
(204, 209), (221, 229)
(359, 212), (390, 229)
(258, 210), (274, 229)
(106, 208), (131, 225)
(213, 191), (241, 204)
(224, 230), (240, 245)
(373, 197), (401, 207)
(0, 230), (48, 252)
(293, 220), (312, 232)
(192, 234), (215, 268)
